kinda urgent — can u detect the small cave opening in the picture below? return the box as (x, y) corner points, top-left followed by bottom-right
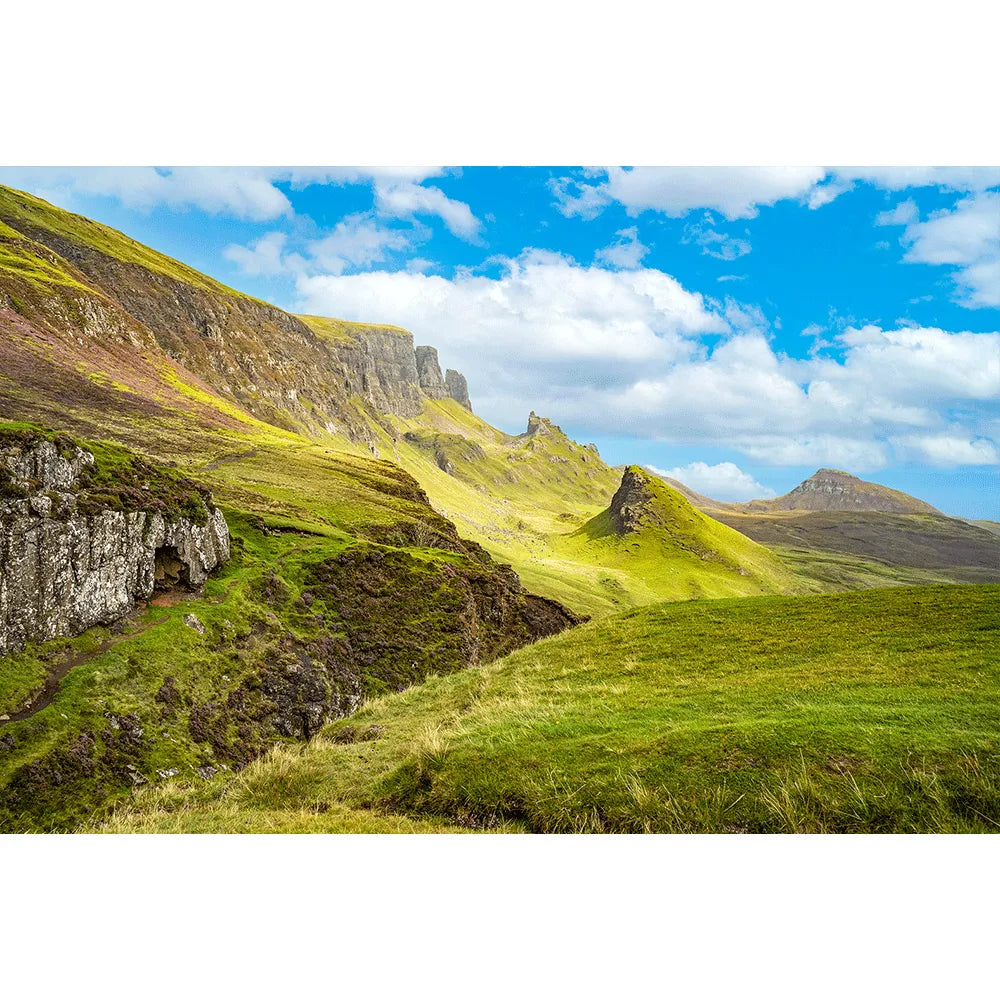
(154, 545), (191, 592)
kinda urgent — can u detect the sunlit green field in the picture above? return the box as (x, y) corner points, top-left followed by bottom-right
(100, 584), (1000, 834)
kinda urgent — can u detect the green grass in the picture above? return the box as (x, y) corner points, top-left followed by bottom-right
(0, 184), (254, 298)
(97, 584), (1000, 833)
(379, 403), (801, 616)
(298, 314), (413, 343)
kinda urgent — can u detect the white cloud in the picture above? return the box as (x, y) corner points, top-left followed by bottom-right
(0, 165), (483, 239)
(549, 166), (1000, 223)
(296, 249), (723, 378)
(894, 191), (1000, 307)
(373, 179), (482, 241)
(294, 251), (1000, 473)
(646, 461), (775, 502)
(683, 214), (752, 260)
(876, 199), (920, 227)
(307, 214), (417, 274)
(551, 167), (827, 220)
(595, 227), (649, 269)
(548, 175), (611, 220)
(601, 166), (826, 220)
(223, 231), (298, 276)
(224, 214), (420, 278)
(834, 167), (1000, 194)
(893, 434), (1000, 467)
(0, 166), (294, 221)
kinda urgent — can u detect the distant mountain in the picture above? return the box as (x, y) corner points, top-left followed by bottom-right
(747, 468), (940, 515)
(662, 466), (998, 588)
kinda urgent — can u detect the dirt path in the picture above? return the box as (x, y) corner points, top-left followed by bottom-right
(0, 613), (170, 727)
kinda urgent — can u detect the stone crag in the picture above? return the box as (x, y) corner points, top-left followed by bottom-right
(0, 436), (229, 655)
(608, 466), (656, 534)
(414, 345), (448, 399)
(445, 369), (472, 410)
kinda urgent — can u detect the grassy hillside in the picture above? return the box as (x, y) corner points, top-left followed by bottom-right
(373, 408), (801, 615)
(100, 584), (1000, 834)
(0, 185), (251, 298)
(0, 421), (575, 832)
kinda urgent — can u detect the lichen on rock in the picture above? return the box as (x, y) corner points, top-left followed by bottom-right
(0, 433), (229, 655)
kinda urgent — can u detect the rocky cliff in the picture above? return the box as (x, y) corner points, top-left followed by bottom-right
(415, 345), (448, 399)
(0, 186), (474, 443)
(446, 369), (472, 410)
(0, 433), (229, 655)
(608, 466), (656, 534)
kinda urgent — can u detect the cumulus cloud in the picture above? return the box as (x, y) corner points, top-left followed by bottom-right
(224, 214), (419, 278)
(893, 434), (1000, 467)
(595, 227), (649, 269)
(551, 167), (826, 221)
(876, 199), (920, 227)
(0, 165), (483, 239)
(894, 191), (1000, 307)
(646, 461), (776, 501)
(297, 249), (723, 380)
(223, 231), (299, 276)
(373, 179), (482, 241)
(307, 214), (418, 274)
(293, 252), (1000, 472)
(549, 166), (1000, 223)
(835, 167), (1000, 194)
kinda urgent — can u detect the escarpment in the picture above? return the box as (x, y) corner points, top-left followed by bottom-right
(415, 345), (448, 399)
(0, 433), (229, 655)
(0, 186), (474, 442)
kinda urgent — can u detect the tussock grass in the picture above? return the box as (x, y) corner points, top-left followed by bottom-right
(100, 584), (1000, 834)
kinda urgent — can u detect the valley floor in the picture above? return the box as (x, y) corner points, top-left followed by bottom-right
(99, 584), (1000, 834)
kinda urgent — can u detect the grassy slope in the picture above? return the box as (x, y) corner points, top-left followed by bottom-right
(101, 584), (1000, 834)
(567, 467), (800, 605)
(367, 402), (805, 616)
(0, 185), (252, 298)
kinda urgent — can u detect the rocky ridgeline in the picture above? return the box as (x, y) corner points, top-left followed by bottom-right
(0, 436), (229, 655)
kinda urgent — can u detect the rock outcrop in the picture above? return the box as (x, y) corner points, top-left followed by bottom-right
(414, 346), (447, 399)
(609, 466), (656, 534)
(0, 435), (229, 655)
(446, 369), (472, 410)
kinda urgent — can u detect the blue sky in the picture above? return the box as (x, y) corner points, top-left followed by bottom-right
(2, 166), (998, 517)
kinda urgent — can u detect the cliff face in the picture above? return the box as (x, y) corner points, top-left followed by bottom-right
(446, 369), (472, 410)
(415, 346), (447, 399)
(0, 436), (229, 655)
(330, 326), (427, 418)
(0, 187), (474, 440)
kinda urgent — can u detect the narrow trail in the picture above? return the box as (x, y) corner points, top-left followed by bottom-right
(0, 613), (170, 727)
(0, 573), (248, 727)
